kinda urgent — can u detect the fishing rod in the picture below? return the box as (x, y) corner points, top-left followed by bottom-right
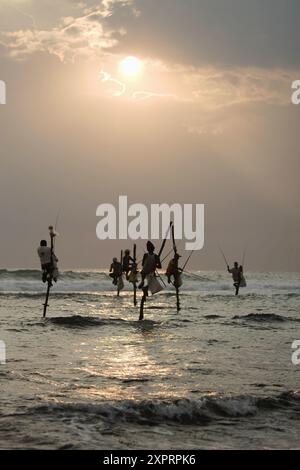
(152, 222), (173, 293)
(54, 209), (61, 232)
(220, 246), (239, 295)
(157, 229), (182, 289)
(53, 210), (61, 251)
(161, 247), (174, 263)
(158, 221), (173, 259)
(219, 246), (229, 268)
(161, 238), (184, 264)
(136, 223), (174, 265)
(182, 250), (194, 271)
(156, 269), (167, 287)
(43, 225), (56, 318)
(181, 269), (204, 281)
(171, 224), (177, 256)
(242, 247), (247, 267)
(136, 246), (172, 266)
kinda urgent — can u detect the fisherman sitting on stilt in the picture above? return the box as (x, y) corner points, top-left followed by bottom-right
(138, 241), (161, 291)
(166, 253), (182, 287)
(109, 257), (122, 285)
(227, 261), (242, 295)
(122, 249), (135, 280)
(37, 239), (59, 285)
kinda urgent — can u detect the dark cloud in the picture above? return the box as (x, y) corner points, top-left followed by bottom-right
(106, 0), (300, 68)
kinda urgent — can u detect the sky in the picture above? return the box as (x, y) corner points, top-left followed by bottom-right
(0, 0), (299, 271)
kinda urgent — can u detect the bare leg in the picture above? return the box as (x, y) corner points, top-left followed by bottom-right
(234, 282), (240, 296)
(139, 287), (148, 320)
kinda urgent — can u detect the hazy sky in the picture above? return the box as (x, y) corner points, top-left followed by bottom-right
(0, 0), (299, 271)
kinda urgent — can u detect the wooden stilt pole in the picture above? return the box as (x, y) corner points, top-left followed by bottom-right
(133, 244), (137, 306)
(117, 250), (123, 297)
(43, 280), (51, 318)
(175, 281), (181, 312)
(138, 223), (172, 321)
(171, 224), (181, 313)
(42, 226), (55, 318)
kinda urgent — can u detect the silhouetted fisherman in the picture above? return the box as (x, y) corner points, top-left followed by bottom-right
(166, 253), (182, 287)
(138, 241), (161, 289)
(227, 261), (242, 295)
(37, 239), (58, 286)
(109, 257), (122, 285)
(122, 249), (135, 280)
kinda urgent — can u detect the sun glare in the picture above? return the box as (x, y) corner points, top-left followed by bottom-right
(119, 56), (143, 78)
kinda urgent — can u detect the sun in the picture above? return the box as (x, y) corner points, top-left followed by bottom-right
(119, 56), (143, 78)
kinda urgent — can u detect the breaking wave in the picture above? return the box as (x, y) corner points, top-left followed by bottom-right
(14, 391), (300, 426)
(0, 269), (299, 295)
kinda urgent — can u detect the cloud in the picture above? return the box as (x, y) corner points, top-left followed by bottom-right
(0, 0), (135, 61)
(131, 90), (176, 101)
(183, 124), (223, 137)
(182, 66), (295, 109)
(1, 0), (300, 71)
(1, 0), (298, 111)
(109, 0), (300, 69)
(101, 0), (139, 16)
(99, 69), (126, 96)
(96, 54), (296, 108)
(99, 66), (177, 101)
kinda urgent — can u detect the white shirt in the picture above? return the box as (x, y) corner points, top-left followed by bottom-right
(37, 246), (58, 266)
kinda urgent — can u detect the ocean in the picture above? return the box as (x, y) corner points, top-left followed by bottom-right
(0, 269), (299, 450)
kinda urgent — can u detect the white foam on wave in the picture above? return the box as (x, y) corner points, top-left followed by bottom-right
(0, 270), (299, 295)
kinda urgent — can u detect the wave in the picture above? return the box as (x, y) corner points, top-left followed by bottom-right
(0, 269), (42, 280)
(204, 314), (223, 319)
(233, 313), (300, 323)
(0, 292), (126, 299)
(14, 391), (300, 426)
(46, 315), (130, 328)
(0, 269), (299, 295)
(0, 269), (108, 281)
(0, 269), (103, 281)
(39, 316), (160, 329)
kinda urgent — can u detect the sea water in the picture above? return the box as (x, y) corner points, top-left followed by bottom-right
(0, 269), (299, 449)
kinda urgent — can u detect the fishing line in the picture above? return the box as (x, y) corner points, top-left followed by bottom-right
(219, 246), (229, 267)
